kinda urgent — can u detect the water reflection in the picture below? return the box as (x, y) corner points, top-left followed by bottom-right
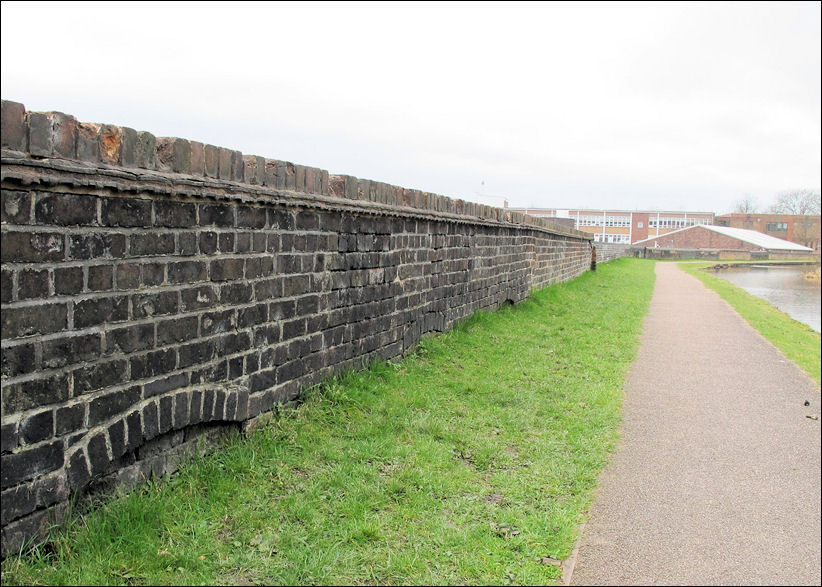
(712, 264), (821, 333)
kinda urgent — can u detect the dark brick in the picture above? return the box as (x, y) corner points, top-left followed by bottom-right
(74, 360), (129, 394)
(200, 309), (235, 335)
(199, 231), (217, 254)
(250, 369), (277, 393)
(1, 302), (67, 337)
(218, 232), (234, 252)
(156, 137), (190, 173)
(173, 392), (189, 430)
(21, 410), (53, 444)
(73, 296), (128, 328)
(210, 258), (244, 281)
(1, 484), (36, 526)
(1, 441), (63, 489)
(1, 342), (36, 376)
(108, 419), (126, 459)
(218, 148), (233, 180)
(238, 303), (268, 328)
(204, 144), (219, 177)
(16, 268), (48, 300)
(66, 449), (90, 490)
(220, 282), (252, 304)
(115, 263), (141, 290)
(87, 265), (113, 291)
(88, 387), (141, 426)
(190, 141), (205, 175)
(180, 285), (218, 312)
(129, 233), (175, 256)
(177, 232), (197, 255)
(189, 390), (203, 425)
(229, 357), (243, 379)
(157, 315), (198, 345)
(101, 197), (151, 227)
(34, 193), (96, 226)
(55, 404), (85, 436)
(178, 340), (216, 368)
(1, 231), (64, 263)
(1, 190), (31, 224)
(159, 396), (173, 434)
(27, 111), (53, 156)
(0, 269), (11, 303)
(1, 375), (69, 413)
(76, 122), (100, 162)
(225, 392), (238, 421)
(237, 206), (266, 229)
(54, 266), (83, 295)
(269, 209), (294, 230)
(68, 233), (125, 259)
(140, 263), (165, 287)
(130, 349), (176, 380)
(119, 127), (138, 167)
(201, 388), (215, 421)
(155, 201), (195, 227)
(142, 402), (159, 441)
(1, 423), (18, 454)
(105, 323), (154, 354)
(214, 390), (227, 420)
(41, 333), (102, 369)
(137, 131), (156, 169)
(168, 261), (206, 283)
(1, 100), (27, 150)
(295, 211), (318, 230)
(87, 432), (109, 477)
(144, 373), (187, 398)
(125, 410), (141, 452)
(199, 203), (234, 227)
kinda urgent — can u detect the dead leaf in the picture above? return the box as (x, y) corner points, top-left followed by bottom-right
(540, 556), (562, 566)
(157, 549), (170, 556)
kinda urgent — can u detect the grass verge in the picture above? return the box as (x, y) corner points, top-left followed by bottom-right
(1, 258), (656, 586)
(678, 262), (821, 386)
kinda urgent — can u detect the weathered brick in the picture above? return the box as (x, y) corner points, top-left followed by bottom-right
(1, 342), (36, 377)
(42, 333), (101, 369)
(137, 131), (156, 169)
(140, 263), (165, 286)
(200, 309), (235, 336)
(108, 419), (126, 459)
(156, 137), (190, 173)
(88, 265), (113, 291)
(155, 201), (195, 227)
(159, 395), (173, 434)
(129, 349), (176, 380)
(129, 233), (175, 256)
(1, 422), (18, 454)
(68, 233), (125, 259)
(115, 263), (141, 290)
(21, 410), (54, 444)
(144, 373), (187, 398)
(87, 432), (109, 477)
(1, 442), (63, 489)
(1, 302), (67, 337)
(16, 269), (48, 300)
(1, 374), (69, 413)
(199, 203), (234, 227)
(73, 360), (128, 394)
(66, 448), (90, 490)
(1, 231), (64, 263)
(73, 296), (128, 328)
(168, 261), (206, 283)
(189, 141), (205, 176)
(133, 290), (178, 318)
(1, 100), (27, 151)
(218, 232), (234, 252)
(0, 269), (11, 303)
(98, 125), (122, 164)
(27, 111), (53, 157)
(105, 323), (154, 354)
(210, 258), (244, 281)
(173, 392), (189, 429)
(1, 190), (30, 226)
(55, 404), (85, 436)
(119, 127), (138, 167)
(204, 144), (219, 177)
(156, 315), (198, 345)
(142, 402), (159, 441)
(125, 410), (142, 452)
(101, 197), (151, 227)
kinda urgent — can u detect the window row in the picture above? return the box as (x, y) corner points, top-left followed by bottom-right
(577, 215), (631, 227)
(648, 217), (711, 229)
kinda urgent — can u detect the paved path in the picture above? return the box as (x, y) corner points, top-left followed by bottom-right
(570, 263), (821, 586)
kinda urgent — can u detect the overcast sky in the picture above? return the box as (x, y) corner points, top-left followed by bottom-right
(1, 1), (820, 213)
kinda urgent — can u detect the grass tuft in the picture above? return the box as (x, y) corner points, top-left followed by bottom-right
(2, 258), (656, 586)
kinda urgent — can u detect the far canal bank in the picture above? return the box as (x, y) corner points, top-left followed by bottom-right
(709, 262), (820, 333)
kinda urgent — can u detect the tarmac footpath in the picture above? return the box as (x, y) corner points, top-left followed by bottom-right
(569, 262), (821, 586)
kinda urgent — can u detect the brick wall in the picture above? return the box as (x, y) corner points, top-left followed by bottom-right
(0, 100), (593, 555)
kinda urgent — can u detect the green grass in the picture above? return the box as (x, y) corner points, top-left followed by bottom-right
(1, 258), (656, 586)
(678, 262), (821, 386)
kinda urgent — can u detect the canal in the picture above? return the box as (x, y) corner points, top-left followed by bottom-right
(711, 263), (821, 333)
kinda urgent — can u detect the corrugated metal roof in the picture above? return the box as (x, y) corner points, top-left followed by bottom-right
(703, 225), (813, 251)
(633, 224), (813, 251)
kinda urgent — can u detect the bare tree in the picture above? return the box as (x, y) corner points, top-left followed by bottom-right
(731, 194), (759, 214)
(768, 189), (821, 215)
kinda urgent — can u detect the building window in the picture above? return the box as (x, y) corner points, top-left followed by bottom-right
(766, 222), (788, 231)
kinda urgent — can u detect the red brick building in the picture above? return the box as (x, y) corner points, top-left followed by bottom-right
(714, 214), (821, 251)
(504, 207), (714, 244)
(634, 225), (815, 256)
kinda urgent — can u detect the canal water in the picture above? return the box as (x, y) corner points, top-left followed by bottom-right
(711, 264), (821, 333)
